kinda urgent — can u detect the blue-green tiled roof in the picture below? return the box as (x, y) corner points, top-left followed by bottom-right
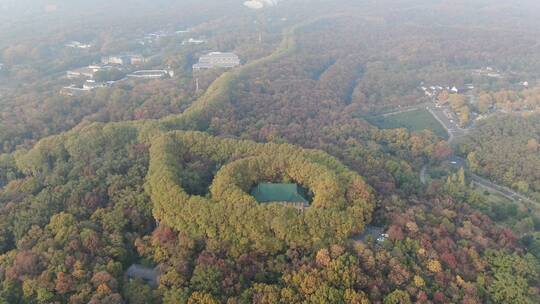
(251, 183), (308, 203)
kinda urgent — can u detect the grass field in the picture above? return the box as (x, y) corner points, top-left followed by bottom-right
(366, 109), (449, 139)
(473, 186), (513, 205)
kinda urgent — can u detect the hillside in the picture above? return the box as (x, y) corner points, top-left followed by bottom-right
(0, 0), (539, 303)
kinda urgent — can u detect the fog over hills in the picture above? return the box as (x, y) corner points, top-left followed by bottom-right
(0, 1), (539, 303)
(244, 0), (282, 9)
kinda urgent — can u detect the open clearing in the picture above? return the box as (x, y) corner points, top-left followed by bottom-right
(366, 108), (449, 139)
(473, 186), (513, 206)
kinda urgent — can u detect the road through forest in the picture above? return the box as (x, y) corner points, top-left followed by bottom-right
(421, 104), (539, 206)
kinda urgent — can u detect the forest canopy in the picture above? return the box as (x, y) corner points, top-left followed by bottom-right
(0, 0), (539, 303)
(146, 131), (374, 254)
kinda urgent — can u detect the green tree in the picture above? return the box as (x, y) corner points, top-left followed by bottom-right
(190, 265), (223, 298)
(383, 290), (411, 304)
(487, 251), (539, 304)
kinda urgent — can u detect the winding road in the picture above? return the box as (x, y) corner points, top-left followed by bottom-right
(369, 100), (537, 206)
(422, 104), (539, 206)
(470, 170), (538, 206)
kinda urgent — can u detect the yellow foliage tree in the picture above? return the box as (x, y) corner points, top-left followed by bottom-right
(413, 275), (425, 287)
(187, 292), (219, 304)
(427, 259), (442, 273)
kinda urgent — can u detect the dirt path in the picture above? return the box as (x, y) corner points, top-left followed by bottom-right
(420, 164), (427, 184)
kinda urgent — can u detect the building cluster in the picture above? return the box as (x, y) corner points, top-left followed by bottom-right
(472, 66), (504, 79)
(137, 29), (191, 46)
(192, 52), (240, 70)
(101, 54), (146, 66)
(64, 64), (123, 96)
(60, 81), (109, 96)
(66, 65), (113, 80)
(137, 31), (171, 46)
(471, 67), (534, 90)
(65, 41), (92, 49)
(420, 85), (471, 98)
(58, 25), (241, 97)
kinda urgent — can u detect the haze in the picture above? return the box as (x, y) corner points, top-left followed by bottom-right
(0, 1), (538, 303)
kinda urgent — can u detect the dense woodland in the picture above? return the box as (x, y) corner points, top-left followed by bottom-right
(0, 0), (539, 303)
(460, 114), (540, 199)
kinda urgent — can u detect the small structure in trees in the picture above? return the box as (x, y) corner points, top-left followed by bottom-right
(351, 225), (387, 244)
(251, 183), (309, 209)
(126, 264), (160, 287)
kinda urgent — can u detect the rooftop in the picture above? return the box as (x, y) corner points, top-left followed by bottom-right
(126, 264), (160, 287)
(193, 52), (240, 70)
(199, 52), (239, 60)
(251, 183), (309, 204)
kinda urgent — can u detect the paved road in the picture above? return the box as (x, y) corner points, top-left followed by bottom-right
(470, 171), (538, 206)
(376, 99), (538, 206)
(443, 140), (538, 206)
(426, 104), (467, 142)
(444, 155), (539, 206)
(421, 101), (538, 205)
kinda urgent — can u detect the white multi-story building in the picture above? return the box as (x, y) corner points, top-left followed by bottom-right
(192, 52), (240, 70)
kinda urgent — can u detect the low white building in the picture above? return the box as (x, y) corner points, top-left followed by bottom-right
(83, 80), (107, 90)
(182, 38), (206, 45)
(176, 29), (190, 34)
(102, 54), (145, 66)
(61, 80), (107, 96)
(66, 65), (109, 79)
(65, 41), (92, 49)
(127, 70), (174, 79)
(193, 52), (240, 70)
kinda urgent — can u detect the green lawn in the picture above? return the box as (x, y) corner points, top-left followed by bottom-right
(366, 109), (448, 139)
(473, 186), (513, 205)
